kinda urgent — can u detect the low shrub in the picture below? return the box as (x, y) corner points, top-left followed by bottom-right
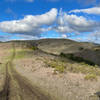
(44, 57), (100, 75)
(46, 60), (66, 73)
(60, 53), (95, 66)
(31, 46), (38, 50)
(79, 47), (84, 50)
(54, 65), (65, 73)
(84, 74), (97, 81)
(94, 48), (100, 52)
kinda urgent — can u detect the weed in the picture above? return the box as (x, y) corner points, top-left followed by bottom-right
(94, 48), (100, 52)
(44, 57), (100, 76)
(45, 60), (66, 73)
(31, 46), (38, 50)
(84, 74), (97, 81)
(54, 65), (65, 73)
(79, 47), (84, 50)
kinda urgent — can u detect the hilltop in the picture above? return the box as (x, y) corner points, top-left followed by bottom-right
(9, 39), (100, 66)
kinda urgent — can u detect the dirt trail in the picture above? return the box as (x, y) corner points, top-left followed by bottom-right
(0, 43), (51, 100)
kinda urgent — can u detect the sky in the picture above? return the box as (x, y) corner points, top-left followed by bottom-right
(0, 0), (100, 43)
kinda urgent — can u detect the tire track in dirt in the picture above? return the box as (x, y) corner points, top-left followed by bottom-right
(0, 62), (10, 100)
(0, 43), (52, 100)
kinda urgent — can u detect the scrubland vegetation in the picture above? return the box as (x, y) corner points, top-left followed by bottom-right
(45, 56), (100, 81)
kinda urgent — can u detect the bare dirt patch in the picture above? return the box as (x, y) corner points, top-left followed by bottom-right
(14, 50), (100, 100)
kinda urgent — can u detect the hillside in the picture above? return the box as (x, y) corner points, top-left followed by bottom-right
(12, 39), (100, 66)
(0, 39), (100, 100)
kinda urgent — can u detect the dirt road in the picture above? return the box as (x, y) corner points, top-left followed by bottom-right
(0, 44), (51, 100)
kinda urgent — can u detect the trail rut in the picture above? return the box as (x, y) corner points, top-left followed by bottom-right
(0, 44), (51, 100)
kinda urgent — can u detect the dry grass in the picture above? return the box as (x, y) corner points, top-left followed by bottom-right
(44, 58), (100, 80)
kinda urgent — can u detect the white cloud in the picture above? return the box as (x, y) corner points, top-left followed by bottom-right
(54, 25), (74, 33)
(90, 30), (100, 40)
(54, 10), (100, 34)
(61, 34), (67, 38)
(70, 7), (100, 15)
(63, 13), (100, 32)
(0, 8), (57, 37)
(0, 8), (100, 41)
(54, 9), (75, 33)
(14, 34), (38, 40)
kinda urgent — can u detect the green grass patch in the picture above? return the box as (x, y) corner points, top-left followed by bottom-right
(15, 49), (33, 59)
(31, 46), (38, 50)
(84, 74), (97, 81)
(15, 50), (26, 59)
(54, 66), (65, 73)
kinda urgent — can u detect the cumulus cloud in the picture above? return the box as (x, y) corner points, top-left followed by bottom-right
(54, 9), (74, 34)
(14, 34), (38, 40)
(54, 9), (100, 35)
(54, 9), (100, 42)
(0, 7), (100, 40)
(64, 14), (100, 32)
(0, 8), (57, 37)
(61, 34), (67, 38)
(90, 30), (100, 40)
(70, 7), (100, 15)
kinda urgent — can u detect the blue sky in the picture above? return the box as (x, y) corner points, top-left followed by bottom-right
(0, 0), (100, 43)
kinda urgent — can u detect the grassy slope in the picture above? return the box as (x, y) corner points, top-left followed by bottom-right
(35, 39), (100, 66)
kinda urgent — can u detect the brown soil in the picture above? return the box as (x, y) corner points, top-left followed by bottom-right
(0, 40), (100, 100)
(0, 43), (52, 100)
